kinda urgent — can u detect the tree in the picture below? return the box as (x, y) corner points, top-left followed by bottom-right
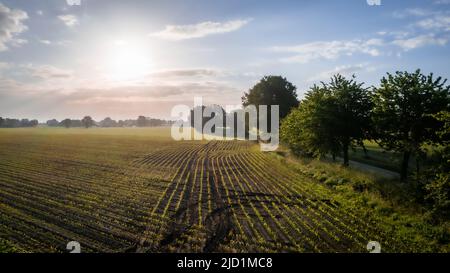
(137, 116), (147, 127)
(71, 120), (82, 127)
(281, 75), (372, 166)
(100, 117), (117, 128)
(372, 70), (449, 181)
(61, 119), (72, 128)
(81, 116), (94, 128)
(327, 74), (373, 166)
(20, 119), (30, 127)
(46, 119), (59, 127)
(281, 85), (335, 157)
(2, 118), (20, 128)
(242, 76), (299, 120)
(30, 120), (39, 127)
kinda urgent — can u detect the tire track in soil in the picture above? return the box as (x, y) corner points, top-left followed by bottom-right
(135, 142), (234, 252)
(202, 143), (234, 252)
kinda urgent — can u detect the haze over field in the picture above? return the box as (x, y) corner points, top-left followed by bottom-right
(0, 0), (449, 121)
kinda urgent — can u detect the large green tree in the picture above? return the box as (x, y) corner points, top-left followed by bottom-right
(61, 119), (72, 128)
(281, 85), (339, 158)
(372, 70), (449, 181)
(281, 74), (372, 166)
(81, 116), (94, 128)
(137, 116), (147, 127)
(242, 75), (299, 120)
(328, 75), (373, 165)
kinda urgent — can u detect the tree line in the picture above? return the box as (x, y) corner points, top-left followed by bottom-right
(47, 116), (175, 128)
(0, 116), (174, 128)
(0, 118), (39, 128)
(242, 71), (449, 218)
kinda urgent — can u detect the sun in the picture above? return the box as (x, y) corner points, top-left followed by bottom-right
(102, 39), (153, 81)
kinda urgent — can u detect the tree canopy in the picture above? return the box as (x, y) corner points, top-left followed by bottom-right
(81, 116), (94, 128)
(242, 75), (299, 120)
(281, 74), (372, 166)
(372, 70), (450, 180)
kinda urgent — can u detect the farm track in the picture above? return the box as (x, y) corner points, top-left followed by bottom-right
(0, 134), (398, 252)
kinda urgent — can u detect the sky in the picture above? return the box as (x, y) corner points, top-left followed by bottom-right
(0, 0), (449, 121)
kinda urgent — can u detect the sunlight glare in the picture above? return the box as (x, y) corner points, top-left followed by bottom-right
(102, 39), (153, 81)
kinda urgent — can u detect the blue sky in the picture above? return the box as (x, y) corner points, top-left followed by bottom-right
(0, 0), (449, 121)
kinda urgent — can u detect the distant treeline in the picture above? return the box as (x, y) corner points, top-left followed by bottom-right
(0, 118), (39, 128)
(48, 116), (175, 128)
(0, 116), (174, 128)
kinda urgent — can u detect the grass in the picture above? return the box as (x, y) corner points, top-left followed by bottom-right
(349, 141), (403, 172)
(270, 146), (450, 252)
(349, 141), (444, 177)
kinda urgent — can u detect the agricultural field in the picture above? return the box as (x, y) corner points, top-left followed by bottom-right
(0, 128), (438, 253)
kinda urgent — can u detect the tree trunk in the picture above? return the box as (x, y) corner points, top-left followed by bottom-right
(362, 144), (369, 158)
(400, 151), (411, 181)
(332, 153), (336, 161)
(343, 142), (349, 167)
(416, 157), (420, 181)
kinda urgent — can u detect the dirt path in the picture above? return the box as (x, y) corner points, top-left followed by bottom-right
(349, 159), (400, 180)
(326, 155), (400, 180)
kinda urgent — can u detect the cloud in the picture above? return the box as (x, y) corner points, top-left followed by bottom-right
(271, 39), (383, 63)
(379, 31), (410, 39)
(0, 62), (242, 120)
(0, 3), (28, 51)
(70, 82), (238, 103)
(434, 0), (450, 4)
(392, 6), (450, 32)
(8, 37), (27, 47)
(308, 64), (374, 82)
(416, 14), (450, 32)
(0, 62), (10, 70)
(392, 34), (447, 50)
(58, 14), (79, 27)
(148, 69), (220, 78)
(273, 26), (448, 63)
(152, 19), (251, 40)
(38, 39), (71, 46)
(24, 64), (73, 79)
(388, 7), (450, 51)
(393, 8), (436, 19)
(0, 77), (242, 120)
(39, 39), (52, 45)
